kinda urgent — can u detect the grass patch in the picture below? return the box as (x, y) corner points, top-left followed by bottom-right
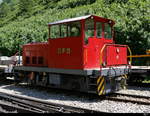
(143, 76), (150, 83)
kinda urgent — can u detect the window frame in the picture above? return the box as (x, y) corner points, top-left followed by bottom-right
(104, 23), (112, 39)
(96, 22), (103, 38)
(84, 18), (95, 44)
(49, 21), (81, 39)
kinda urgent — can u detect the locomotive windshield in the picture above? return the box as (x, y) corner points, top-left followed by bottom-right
(50, 21), (81, 39)
(85, 19), (94, 44)
(96, 22), (103, 38)
(84, 19), (113, 44)
(104, 23), (112, 39)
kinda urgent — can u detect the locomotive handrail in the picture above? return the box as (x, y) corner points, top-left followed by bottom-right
(127, 54), (150, 58)
(100, 44), (132, 67)
(127, 46), (132, 65)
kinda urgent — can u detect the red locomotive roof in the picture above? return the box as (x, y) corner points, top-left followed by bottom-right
(48, 15), (115, 25)
(24, 42), (48, 46)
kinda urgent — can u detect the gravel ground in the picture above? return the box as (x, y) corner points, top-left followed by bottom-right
(0, 83), (149, 113)
(116, 86), (150, 97)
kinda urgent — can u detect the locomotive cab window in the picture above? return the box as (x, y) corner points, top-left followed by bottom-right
(60, 24), (67, 38)
(50, 21), (81, 39)
(69, 22), (81, 37)
(50, 25), (60, 39)
(85, 19), (94, 44)
(96, 22), (103, 38)
(104, 23), (112, 39)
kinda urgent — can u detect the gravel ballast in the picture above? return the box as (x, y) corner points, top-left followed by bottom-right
(0, 83), (149, 113)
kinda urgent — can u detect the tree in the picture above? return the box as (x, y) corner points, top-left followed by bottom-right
(18, 0), (35, 16)
(0, 2), (10, 17)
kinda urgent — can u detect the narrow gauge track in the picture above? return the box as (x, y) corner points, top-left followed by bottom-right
(0, 92), (103, 113)
(0, 102), (40, 113)
(105, 93), (150, 105)
(127, 82), (150, 88)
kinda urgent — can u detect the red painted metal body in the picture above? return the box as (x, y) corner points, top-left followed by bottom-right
(23, 42), (49, 67)
(83, 38), (113, 69)
(48, 37), (83, 69)
(22, 15), (128, 70)
(105, 45), (127, 66)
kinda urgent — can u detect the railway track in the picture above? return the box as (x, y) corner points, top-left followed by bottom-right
(0, 102), (39, 113)
(0, 92), (103, 113)
(127, 82), (150, 88)
(105, 93), (150, 105)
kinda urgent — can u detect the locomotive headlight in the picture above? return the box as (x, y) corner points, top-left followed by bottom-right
(116, 55), (119, 60)
(109, 20), (112, 24)
(128, 61), (131, 65)
(116, 48), (120, 53)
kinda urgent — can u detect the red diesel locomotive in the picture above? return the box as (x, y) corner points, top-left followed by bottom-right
(14, 15), (131, 96)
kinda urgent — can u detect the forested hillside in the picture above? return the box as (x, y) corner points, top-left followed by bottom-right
(0, 0), (149, 56)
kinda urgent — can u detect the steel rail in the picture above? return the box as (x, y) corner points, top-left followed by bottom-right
(0, 92), (104, 113)
(114, 93), (150, 99)
(127, 82), (150, 88)
(0, 101), (42, 113)
(105, 93), (150, 105)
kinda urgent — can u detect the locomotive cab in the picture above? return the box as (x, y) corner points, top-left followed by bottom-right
(48, 15), (128, 70)
(83, 16), (128, 69)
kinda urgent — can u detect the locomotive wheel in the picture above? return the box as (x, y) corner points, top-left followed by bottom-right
(71, 81), (80, 90)
(14, 73), (22, 85)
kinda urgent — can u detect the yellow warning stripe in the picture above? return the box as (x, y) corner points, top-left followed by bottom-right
(97, 76), (105, 96)
(121, 74), (128, 79)
(99, 85), (105, 96)
(97, 76), (102, 85)
(98, 78), (104, 92)
(124, 75), (128, 79)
